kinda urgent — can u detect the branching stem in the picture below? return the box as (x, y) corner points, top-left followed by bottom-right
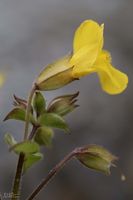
(11, 84), (36, 200)
(26, 149), (79, 200)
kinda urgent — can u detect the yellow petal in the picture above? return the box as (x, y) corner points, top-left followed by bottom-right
(70, 43), (100, 68)
(98, 64), (128, 94)
(0, 73), (5, 86)
(95, 51), (128, 94)
(73, 20), (104, 53)
(70, 20), (104, 72)
(72, 63), (96, 78)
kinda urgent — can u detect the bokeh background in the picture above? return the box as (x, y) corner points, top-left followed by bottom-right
(0, 0), (133, 199)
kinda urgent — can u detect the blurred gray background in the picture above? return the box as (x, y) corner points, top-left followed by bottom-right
(0, 0), (132, 199)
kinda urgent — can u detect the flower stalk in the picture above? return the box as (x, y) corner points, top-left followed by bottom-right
(11, 153), (25, 200)
(11, 84), (37, 200)
(26, 144), (116, 200)
(26, 150), (76, 200)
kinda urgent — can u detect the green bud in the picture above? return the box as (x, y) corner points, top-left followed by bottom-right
(76, 145), (117, 175)
(47, 92), (79, 116)
(33, 91), (46, 117)
(34, 126), (54, 147)
(35, 54), (76, 91)
(37, 113), (69, 132)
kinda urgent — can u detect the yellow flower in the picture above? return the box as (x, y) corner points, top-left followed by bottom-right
(0, 73), (5, 87)
(36, 19), (128, 93)
(70, 20), (128, 94)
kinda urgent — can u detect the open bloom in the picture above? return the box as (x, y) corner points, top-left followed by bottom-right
(36, 19), (128, 94)
(70, 20), (128, 94)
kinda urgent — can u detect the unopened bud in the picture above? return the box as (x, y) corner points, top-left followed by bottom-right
(47, 92), (79, 116)
(33, 92), (46, 117)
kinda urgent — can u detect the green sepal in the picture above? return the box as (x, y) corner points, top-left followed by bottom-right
(48, 102), (77, 116)
(76, 145), (117, 175)
(37, 113), (69, 132)
(10, 141), (40, 154)
(35, 126), (54, 147)
(3, 107), (35, 124)
(23, 152), (43, 173)
(33, 91), (46, 117)
(13, 95), (27, 110)
(35, 54), (75, 91)
(47, 92), (79, 116)
(4, 133), (17, 147)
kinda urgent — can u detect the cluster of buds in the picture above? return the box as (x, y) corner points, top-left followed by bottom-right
(4, 91), (80, 172)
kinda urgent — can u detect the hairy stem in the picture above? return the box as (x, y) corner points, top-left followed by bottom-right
(28, 125), (38, 140)
(26, 150), (76, 200)
(11, 153), (25, 200)
(11, 85), (36, 200)
(24, 85), (36, 140)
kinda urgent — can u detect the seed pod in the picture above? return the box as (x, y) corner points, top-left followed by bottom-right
(75, 145), (117, 175)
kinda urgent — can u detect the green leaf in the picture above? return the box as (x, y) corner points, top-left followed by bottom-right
(33, 91), (46, 117)
(38, 113), (69, 131)
(3, 107), (35, 124)
(10, 141), (40, 154)
(23, 152), (43, 173)
(35, 126), (54, 147)
(4, 133), (17, 146)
